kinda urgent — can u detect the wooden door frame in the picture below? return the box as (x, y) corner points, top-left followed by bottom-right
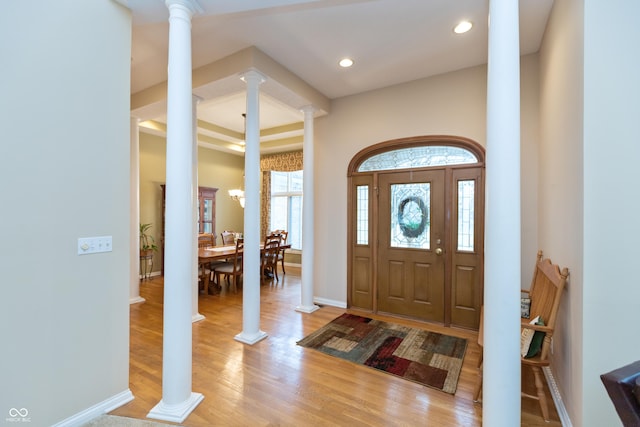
(347, 135), (485, 326)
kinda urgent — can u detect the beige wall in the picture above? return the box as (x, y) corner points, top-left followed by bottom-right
(540, 0), (640, 425)
(582, 0), (640, 425)
(539, 0), (585, 423)
(314, 58), (541, 304)
(0, 1), (132, 425)
(139, 132), (245, 273)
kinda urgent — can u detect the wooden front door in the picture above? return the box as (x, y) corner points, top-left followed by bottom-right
(377, 170), (446, 322)
(347, 137), (485, 329)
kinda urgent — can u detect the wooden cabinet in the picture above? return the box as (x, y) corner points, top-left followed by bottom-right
(197, 186), (218, 235)
(161, 185), (218, 274)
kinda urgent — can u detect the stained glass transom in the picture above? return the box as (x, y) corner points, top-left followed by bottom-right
(358, 146), (477, 172)
(457, 180), (475, 251)
(356, 185), (369, 245)
(391, 183), (430, 249)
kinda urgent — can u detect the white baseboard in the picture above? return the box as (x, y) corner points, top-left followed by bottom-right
(52, 389), (134, 427)
(543, 366), (572, 427)
(313, 297), (347, 309)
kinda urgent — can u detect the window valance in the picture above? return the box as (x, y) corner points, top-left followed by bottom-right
(260, 151), (303, 172)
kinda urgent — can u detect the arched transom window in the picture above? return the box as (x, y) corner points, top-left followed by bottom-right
(357, 145), (478, 172)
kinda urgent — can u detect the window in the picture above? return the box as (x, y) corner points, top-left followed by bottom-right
(358, 145), (478, 172)
(356, 185), (369, 245)
(270, 170), (303, 250)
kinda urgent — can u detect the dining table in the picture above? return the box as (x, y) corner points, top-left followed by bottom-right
(197, 242), (291, 293)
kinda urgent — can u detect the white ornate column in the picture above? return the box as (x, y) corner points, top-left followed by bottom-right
(192, 94), (205, 322)
(483, 0), (521, 425)
(130, 116), (145, 304)
(296, 106), (319, 313)
(234, 70), (268, 345)
(148, 0), (203, 422)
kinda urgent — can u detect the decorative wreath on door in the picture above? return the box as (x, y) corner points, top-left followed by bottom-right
(397, 196), (428, 238)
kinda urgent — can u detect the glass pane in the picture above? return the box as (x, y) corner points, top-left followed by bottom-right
(390, 183), (430, 249)
(203, 199), (213, 221)
(359, 146), (477, 172)
(290, 170), (303, 192)
(203, 222), (212, 233)
(356, 185), (369, 245)
(457, 180), (475, 251)
(271, 171), (289, 193)
(290, 195), (302, 250)
(270, 196), (288, 231)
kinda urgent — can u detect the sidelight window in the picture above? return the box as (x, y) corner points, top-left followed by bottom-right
(457, 180), (475, 251)
(356, 185), (369, 245)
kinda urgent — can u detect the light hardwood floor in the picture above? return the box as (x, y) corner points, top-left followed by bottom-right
(110, 267), (562, 426)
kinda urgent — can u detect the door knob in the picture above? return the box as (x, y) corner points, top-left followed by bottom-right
(435, 248), (443, 255)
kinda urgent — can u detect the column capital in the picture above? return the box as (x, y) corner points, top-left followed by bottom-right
(165, 0), (203, 16)
(300, 105), (316, 115)
(239, 69), (267, 85)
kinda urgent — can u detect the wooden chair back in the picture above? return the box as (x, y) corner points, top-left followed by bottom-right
(273, 229), (288, 244)
(221, 231), (236, 245)
(197, 233), (215, 248)
(524, 250), (569, 361)
(272, 229), (289, 275)
(261, 233), (282, 283)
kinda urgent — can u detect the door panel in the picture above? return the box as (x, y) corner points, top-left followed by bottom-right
(378, 170), (445, 322)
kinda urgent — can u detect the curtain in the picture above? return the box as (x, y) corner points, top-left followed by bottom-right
(260, 151), (303, 239)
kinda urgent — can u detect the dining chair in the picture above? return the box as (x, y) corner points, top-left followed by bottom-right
(220, 230), (236, 245)
(197, 233), (219, 292)
(261, 233), (281, 284)
(197, 233), (215, 248)
(212, 238), (244, 293)
(273, 229), (288, 276)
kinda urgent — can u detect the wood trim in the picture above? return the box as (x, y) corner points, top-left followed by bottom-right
(347, 135), (485, 176)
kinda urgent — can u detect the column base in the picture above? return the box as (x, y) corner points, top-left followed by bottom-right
(192, 313), (205, 323)
(129, 296), (145, 305)
(147, 392), (204, 423)
(295, 304), (320, 314)
(234, 330), (268, 345)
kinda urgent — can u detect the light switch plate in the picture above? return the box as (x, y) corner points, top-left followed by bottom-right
(78, 236), (112, 255)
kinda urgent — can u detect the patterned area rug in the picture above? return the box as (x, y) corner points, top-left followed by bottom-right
(297, 313), (467, 394)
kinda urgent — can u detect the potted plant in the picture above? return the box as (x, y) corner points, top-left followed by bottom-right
(139, 223), (158, 258)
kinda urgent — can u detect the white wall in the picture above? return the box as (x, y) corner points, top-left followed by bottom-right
(314, 59), (541, 303)
(0, 2), (132, 425)
(582, 0), (640, 425)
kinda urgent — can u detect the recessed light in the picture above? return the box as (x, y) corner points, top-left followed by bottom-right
(339, 58), (354, 68)
(454, 20), (473, 34)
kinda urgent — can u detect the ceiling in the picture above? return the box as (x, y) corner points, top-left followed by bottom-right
(122, 0), (554, 155)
